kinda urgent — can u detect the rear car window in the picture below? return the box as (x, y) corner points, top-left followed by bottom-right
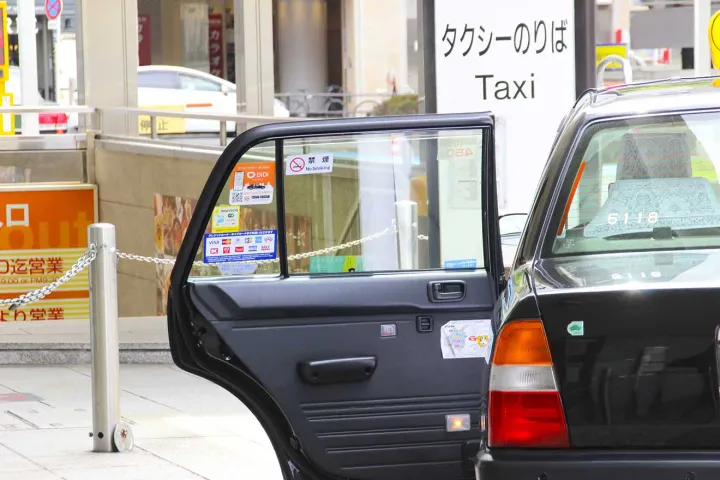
(553, 111), (720, 255)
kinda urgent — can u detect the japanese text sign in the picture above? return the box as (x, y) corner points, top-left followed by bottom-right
(435, 0), (575, 213)
(138, 105), (186, 135)
(208, 13), (224, 78)
(0, 185), (97, 321)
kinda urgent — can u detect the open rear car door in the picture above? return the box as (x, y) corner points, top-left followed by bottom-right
(168, 113), (504, 480)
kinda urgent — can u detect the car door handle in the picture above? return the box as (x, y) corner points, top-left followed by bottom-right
(428, 281), (466, 302)
(297, 356), (377, 385)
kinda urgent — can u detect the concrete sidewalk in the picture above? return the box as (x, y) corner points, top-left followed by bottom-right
(0, 317), (171, 365)
(0, 364), (283, 479)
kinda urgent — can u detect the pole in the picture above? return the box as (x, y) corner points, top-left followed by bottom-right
(17, 0), (39, 135)
(574, 0), (596, 97)
(88, 223), (120, 453)
(395, 201), (419, 270)
(695, 0), (712, 76)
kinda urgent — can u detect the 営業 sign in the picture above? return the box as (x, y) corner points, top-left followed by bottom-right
(0, 184), (97, 321)
(435, 0), (576, 213)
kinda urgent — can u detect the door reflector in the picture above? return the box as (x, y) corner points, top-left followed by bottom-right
(446, 413), (471, 432)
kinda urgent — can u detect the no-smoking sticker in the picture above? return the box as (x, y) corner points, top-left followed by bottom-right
(289, 157), (305, 173)
(285, 153), (334, 176)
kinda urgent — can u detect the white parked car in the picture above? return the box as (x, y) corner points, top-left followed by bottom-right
(6, 65), (72, 134)
(137, 65), (290, 135)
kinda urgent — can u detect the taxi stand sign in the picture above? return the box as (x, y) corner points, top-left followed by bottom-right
(0, 2), (13, 136)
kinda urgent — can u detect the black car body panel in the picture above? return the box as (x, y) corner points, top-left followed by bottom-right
(533, 253), (720, 448)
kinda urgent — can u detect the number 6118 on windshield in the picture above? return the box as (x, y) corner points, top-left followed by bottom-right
(608, 212), (659, 225)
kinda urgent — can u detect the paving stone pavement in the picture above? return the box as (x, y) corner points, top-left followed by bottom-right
(0, 364), (284, 479)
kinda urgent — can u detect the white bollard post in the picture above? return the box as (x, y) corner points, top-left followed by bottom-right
(395, 201), (419, 270)
(88, 223), (132, 452)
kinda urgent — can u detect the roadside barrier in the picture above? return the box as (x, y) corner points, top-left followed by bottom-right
(0, 204), (426, 453)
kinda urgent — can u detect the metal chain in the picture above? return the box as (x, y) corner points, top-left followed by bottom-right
(117, 224), (400, 267)
(0, 245), (98, 310)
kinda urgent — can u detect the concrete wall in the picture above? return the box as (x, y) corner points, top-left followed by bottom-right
(94, 142), (216, 317)
(0, 150), (86, 182)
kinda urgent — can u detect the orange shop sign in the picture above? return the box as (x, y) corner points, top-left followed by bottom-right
(0, 184), (97, 321)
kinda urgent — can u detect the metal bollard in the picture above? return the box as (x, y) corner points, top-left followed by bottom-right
(395, 201), (419, 270)
(88, 223), (133, 453)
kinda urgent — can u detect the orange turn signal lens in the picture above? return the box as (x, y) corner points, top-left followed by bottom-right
(492, 320), (552, 366)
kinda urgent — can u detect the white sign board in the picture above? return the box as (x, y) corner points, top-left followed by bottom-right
(435, 0), (576, 213)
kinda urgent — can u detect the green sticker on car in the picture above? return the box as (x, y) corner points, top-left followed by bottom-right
(567, 321), (584, 336)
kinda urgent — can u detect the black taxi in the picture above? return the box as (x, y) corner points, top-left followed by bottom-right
(168, 77), (720, 480)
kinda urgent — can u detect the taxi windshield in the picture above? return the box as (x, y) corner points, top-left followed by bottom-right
(552, 111), (720, 256)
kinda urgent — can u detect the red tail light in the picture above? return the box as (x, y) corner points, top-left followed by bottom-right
(488, 320), (569, 448)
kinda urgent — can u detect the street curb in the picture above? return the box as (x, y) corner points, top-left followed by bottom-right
(0, 343), (173, 365)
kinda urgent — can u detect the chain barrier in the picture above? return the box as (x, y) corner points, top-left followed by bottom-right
(116, 223), (428, 267)
(0, 245), (98, 311)
(0, 223), (429, 310)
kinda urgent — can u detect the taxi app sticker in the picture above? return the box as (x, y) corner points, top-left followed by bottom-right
(229, 162), (275, 206)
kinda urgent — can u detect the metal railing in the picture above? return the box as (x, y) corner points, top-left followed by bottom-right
(275, 91), (426, 118)
(0, 105), (308, 149)
(0, 94), (421, 151)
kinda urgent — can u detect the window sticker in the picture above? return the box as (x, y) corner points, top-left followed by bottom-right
(203, 229), (277, 264)
(218, 263), (258, 275)
(211, 205), (240, 233)
(309, 255), (363, 273)
(285, 153), (334, 176)
(229, 162), (275, 206)
(443, 258), (477, 269)
(440, 320), (494, 359)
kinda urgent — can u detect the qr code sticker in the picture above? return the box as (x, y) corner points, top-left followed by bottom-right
(230, 190), (242, 204)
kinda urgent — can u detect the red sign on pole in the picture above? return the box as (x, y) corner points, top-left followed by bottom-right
(208, 13), (224, 78)
(44, 0), (62, 21)
(138, 14), (151, 66)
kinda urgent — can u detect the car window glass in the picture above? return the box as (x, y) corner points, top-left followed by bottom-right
(138, 71), (181, 89)
(187, 128), (489, 280)
(553, 112), (720, 256)
(180, 74), (222, 92)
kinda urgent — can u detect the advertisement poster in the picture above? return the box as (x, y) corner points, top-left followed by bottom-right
(208, 13), (224, 78)
(0, 185), (96, 321)
(153, 194), (210, 316)
(138, 14), (151, 66)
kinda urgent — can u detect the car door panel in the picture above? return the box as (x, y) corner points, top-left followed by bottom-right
(186, 271), (492, 479)
(169, 114), (502, 480)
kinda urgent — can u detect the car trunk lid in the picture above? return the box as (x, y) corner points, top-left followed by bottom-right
(532, 251), (720, 448)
